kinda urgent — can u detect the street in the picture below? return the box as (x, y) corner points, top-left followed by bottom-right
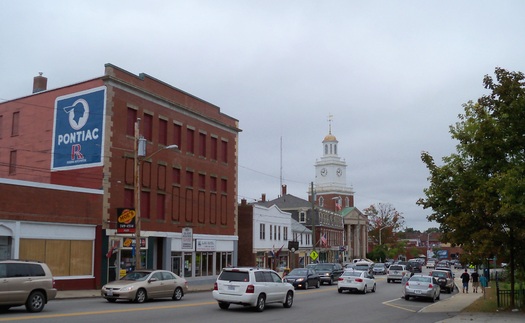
(0, 271), (460, 323)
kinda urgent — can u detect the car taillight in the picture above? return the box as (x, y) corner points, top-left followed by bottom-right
(338, 277), (344, 281)
(406, 282), (410, 286)
(246, 285), (255, 293)
(52, 278), (56, 288)
(429, 284), (433, 288)
(213, 282), (218, 291)
(355, 278), (363, 282)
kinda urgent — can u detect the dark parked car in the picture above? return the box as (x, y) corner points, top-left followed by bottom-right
(283, 268), (320, 289)
(408, 261), (422, 273)
(314, 263), (344, 285)
(372, 263), (387, 275)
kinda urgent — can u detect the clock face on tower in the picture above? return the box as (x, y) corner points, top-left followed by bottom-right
(337, 168), (342, 176)
(321, 168), (327, 176)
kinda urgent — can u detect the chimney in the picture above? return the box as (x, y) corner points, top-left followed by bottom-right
(261, 193), (266, 202)
(33, 72), (47, 93)
(281, 185), (287, 196)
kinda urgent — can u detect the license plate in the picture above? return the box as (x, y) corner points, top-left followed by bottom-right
(227, 285), (235, 291)
(394, 271), (398, 274)
(415, 290), (421, 294)
(107, 290), (113, 296)
(346, 279), (352, 283)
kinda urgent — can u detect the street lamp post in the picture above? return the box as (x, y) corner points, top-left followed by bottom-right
(134, 119), (178, 270)
(379, 226), (390, 246)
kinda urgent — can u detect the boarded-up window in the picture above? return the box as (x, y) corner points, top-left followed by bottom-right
(127, 108), (137, 136)
(159, 118), (168, 145)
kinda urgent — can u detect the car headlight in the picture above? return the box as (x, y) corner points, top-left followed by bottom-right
(121, 285), (135, 292)
(325, 273), (330, 276)
(296, 278), (304, 282)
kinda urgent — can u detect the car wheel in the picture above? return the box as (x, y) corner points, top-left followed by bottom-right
(405, 295), (410, 301)
(172, 287), (183, 301)
(316, 280), (320, 288)
(283, 291), (293, 308)
(135, 289), (147, 303)
(106, 298), (117, 303)
(255, 294), (266, 312)
(25, 291), (45, 313)
(372, 284), (376, 293)
(363, 285), (367, 294)
(431, 293), (436, 302)
(328, 277), (333, 285)
(304, 282), (309, 290)
(218, 301), (230, 310)
(338, 288), (343, 293)
(387, 279), (390, 283)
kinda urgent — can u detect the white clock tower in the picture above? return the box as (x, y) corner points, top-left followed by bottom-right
(312, 116), (355, 211)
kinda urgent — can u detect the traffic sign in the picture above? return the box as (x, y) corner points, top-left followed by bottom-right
(310, 250), (319, 261)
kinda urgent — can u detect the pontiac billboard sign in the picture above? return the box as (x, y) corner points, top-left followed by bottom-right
(51, 86), (106, 170)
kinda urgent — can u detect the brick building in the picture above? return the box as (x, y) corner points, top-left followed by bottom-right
(0, 64), (240, 289)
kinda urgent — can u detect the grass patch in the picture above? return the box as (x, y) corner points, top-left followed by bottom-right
(463, 281), (498, 312)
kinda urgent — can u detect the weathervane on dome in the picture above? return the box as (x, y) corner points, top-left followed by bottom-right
(328, 113), (333, 134)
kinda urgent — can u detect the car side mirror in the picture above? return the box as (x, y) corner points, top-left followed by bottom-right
(149, 277), (158, 283)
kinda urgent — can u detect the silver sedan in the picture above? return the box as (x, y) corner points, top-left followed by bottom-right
(403, 274), (440, 302)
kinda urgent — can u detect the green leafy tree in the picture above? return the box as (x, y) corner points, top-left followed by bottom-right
(418, 67), (525, 308)
(364, 203), (405, 245)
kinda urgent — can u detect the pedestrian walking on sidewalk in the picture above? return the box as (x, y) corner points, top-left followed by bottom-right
(471, 270), (480, 293)
(460, 269), (470, 293)
(480, 274), (488, 293)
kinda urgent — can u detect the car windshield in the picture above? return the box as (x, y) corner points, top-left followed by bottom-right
(121, 271), (150, 281)
(373, 263), (384, 268)
(315, 265), (334, 271)
(390, 266), (403, 270)
(432, 271), (447, 278)
(354, 265), (369, 271)
(218, 270), (249, 282)
(289, 269), (307, 276)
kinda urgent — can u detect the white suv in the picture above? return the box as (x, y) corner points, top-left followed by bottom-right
(387, 264), (408, 283)
(212, 267), (294, 312)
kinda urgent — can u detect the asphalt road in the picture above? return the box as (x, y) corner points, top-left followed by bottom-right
(0, 273), (460, 323)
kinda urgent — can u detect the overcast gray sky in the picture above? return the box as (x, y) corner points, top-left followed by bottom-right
(2, 1), (524, 231)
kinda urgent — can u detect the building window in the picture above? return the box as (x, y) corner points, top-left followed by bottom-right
(324, 144), (328, 155)
(319, 197), (324, 207)
(158, 118), (168, 145)
(220, 140), (228, 163)
(141, 191), (150, 219)
(198, 173), (205, 189)
(210, 136), (218, 160)
(260, 224), (265, 240)
(210, 176), (217, 192)
(11, 111), (19, 137)
(299, 211), (306, 223)
(127, 108), (137, 136)
(9, 150), (16, 175)
(186, 171), (193, 187)
(345, 197), (350, 207)
(270, 226), (272, 240)
(278, 226), (281, 240)
(172, 168), (181, 185)
(173, 123), (182, 150)
(187, 128), (195, 154)
(143, 114), (153, 141)
(284, 227), (288, 241)
(221, 178), (227, 194)
(157, 194), (165, 220)
(274, 225), (277, 240)
(199, 132), (206, 158)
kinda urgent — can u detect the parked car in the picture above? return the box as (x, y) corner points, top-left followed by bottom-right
(430, 269), (455, 293)
(283, 268), (320, 289)
(436, 260), (450, 268)
(0, 260), (57, 312)
(101, 269), (188, 303)
(387, 264), (408, 283)
(372, 263), (387, 275)
(434, 266), (455, 278)
(451, 260), (463, 269)
(337, 270), (376, 294)
(314, 263), (344, 285)
(403, 274), (441, 302)
(212, 267), (294, 312)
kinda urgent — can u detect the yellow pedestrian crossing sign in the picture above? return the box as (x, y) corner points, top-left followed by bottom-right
(310, 250), (319, 261)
